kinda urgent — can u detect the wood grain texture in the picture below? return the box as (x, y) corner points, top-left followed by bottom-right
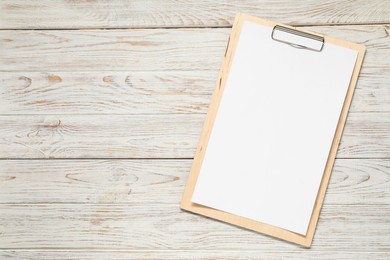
(0, 203), (388, 250)
(0, 159), (388, 205)
(0, 113), (389, 159)
(1, 1), (389, 257)
(0, 115), (202, 159)
(0, 250), (389, 259)
(1, 69), (389, 114)
(0, 71), (215, 114)
(1, 25), (389, 72)
(339, 113), (390, 159)
(0, 29), (228, 72)
(0, 0), (389, 29)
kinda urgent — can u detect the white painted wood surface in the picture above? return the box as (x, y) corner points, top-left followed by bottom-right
(0, 204), (388, 250)
(1, 250), (389, 260)
(1, 0), (389, 28)
(0, 0), (389, 259)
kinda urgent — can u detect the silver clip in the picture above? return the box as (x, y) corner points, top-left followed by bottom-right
(271, 25), (324, 52)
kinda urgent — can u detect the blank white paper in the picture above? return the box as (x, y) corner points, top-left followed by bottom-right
(192, 21), (358, 235)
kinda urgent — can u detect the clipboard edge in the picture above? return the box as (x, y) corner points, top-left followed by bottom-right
(304, 39), (366, 246)
(180, 13), (245, 210)
(181, 202), (311, 247)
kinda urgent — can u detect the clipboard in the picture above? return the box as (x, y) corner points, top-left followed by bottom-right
(180, 13), (365, 247)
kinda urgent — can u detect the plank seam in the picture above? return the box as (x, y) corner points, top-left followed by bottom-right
(0, 22), (389, 30)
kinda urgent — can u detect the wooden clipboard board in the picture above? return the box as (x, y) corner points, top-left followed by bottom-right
(180, 13), (365, 247)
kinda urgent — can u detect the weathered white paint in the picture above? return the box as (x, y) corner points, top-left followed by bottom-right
(0, 1), (389, 258)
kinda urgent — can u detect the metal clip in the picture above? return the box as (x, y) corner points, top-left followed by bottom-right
(271, 25), (324, 52)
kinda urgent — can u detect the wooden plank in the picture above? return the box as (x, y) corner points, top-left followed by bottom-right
(0, 250), (388, 259)
(0, 204), (388, 250)
(0, 0), (389, 29)
(0, 114), (202, 159)
(0, 113), (389, 159)
(0, 159), (388, 205)
(0, 159), (189, 204)
(339, 113), (390, 159)
(0, 71), (215, 115)
(351, 69), (390, 113)
(0, 29), (228, 72)
(0, 25), (388, 72)
(1, 69), (389, 114)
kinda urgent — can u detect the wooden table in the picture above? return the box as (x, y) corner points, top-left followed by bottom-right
(0, 1), (389, 259)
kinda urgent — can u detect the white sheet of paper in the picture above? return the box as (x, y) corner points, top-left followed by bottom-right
(192, 21), (358, 235)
